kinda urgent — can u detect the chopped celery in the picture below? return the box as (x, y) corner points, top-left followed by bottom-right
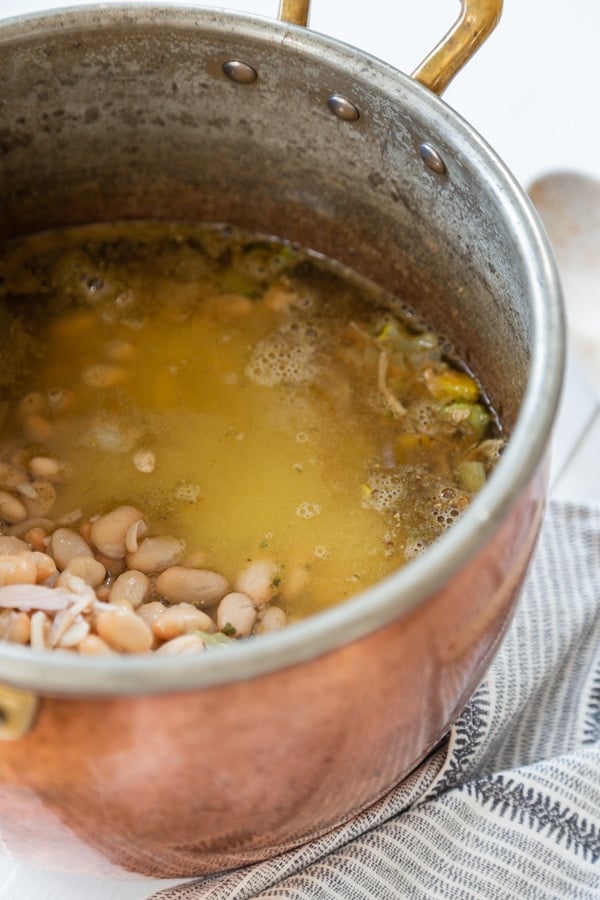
(441, 401), (491, 441)
(456, 460), (487, 492)
(196, 631), (235, 648)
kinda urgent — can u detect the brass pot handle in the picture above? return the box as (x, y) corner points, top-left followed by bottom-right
(411, 0), (503, 94)
(278, 0), (310, 27)
(278, 0), (503, 96)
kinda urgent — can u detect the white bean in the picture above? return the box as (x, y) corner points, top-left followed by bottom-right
(57, 556), (106, 588)
(154, 634), (206, 656)
(235, 560), (277, 607)
(126, 535), (186, 574)
(82, 363), (127, 388)
(152, 603), (216, 641)
(95, 584), (110, 603)
(216, 591), (256, 637)
(95, 606), (154, 654)
(109, 570), (150, 609)
(0, 554), (38, 586)
(0, 491), (28, 525)
(29, 551), (57, 583)
(24, 527), (48, 552)
(0, 536), (29, 555)
(49, 527), (93, 570)
(155, 566), (229, 608)
(78, 634), (114, 656)
(0, 550), (55, 585)
(22, 414), (53, 443)
(28, 456), (70, 483)
(107, 595), (134, 612)
(90, 506), (146, 559)
(0, 610), (30, 644)
(136, 600), (167, 628)
(256, 605), (287, 633)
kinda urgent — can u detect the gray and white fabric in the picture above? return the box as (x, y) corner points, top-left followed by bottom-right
(151, 500), (600, 900)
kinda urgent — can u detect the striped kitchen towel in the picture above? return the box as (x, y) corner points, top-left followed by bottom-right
(150, 500), (600, 899)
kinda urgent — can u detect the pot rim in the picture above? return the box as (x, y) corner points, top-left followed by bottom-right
(0, 3), (565, 697)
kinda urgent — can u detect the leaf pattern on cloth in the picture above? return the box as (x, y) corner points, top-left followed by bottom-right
(149, 501), (600, 900)
(465, 769), (600, 861)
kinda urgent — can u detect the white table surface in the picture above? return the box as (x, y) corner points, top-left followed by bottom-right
(0, 0), (599, 896)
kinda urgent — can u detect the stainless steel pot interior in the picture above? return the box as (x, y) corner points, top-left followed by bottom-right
(0, 4), (564, 696)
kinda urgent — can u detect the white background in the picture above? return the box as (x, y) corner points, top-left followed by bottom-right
(0, 1), (599, 897)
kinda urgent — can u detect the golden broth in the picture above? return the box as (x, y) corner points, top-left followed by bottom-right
(0, 222), (502, 642)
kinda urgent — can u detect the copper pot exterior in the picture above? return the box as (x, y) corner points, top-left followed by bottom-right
(0, 466), (545, 877)
(0, 6), (563, 878)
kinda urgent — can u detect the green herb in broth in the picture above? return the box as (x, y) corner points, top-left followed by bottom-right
(0, 222), (503, 655)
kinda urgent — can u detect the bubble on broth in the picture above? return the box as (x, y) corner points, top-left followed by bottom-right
(173, 481), (202, 504)
(404, 539), (427, 560)
(428, 485), (470, 531)
(296, 501), (321, 519)
(245, 331), (319, 387)
(430, 506), (460, 529)
(409, 403), (439, 433)
(362, 472), (407, 514)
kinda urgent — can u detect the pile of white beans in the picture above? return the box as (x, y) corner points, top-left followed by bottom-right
(0, 495), (286, 655)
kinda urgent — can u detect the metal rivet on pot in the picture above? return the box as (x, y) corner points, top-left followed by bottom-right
(419, 142), (446, 175)
(221, 60), (258, 84)
(327, 94), (360, 122)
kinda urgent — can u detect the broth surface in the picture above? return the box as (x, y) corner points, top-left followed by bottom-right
(0, 222), (503, 652)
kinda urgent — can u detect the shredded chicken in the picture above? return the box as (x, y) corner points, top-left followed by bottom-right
(377, 351), (406, 418)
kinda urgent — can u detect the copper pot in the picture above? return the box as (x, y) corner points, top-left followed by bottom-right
(0, 0), (564, 878)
